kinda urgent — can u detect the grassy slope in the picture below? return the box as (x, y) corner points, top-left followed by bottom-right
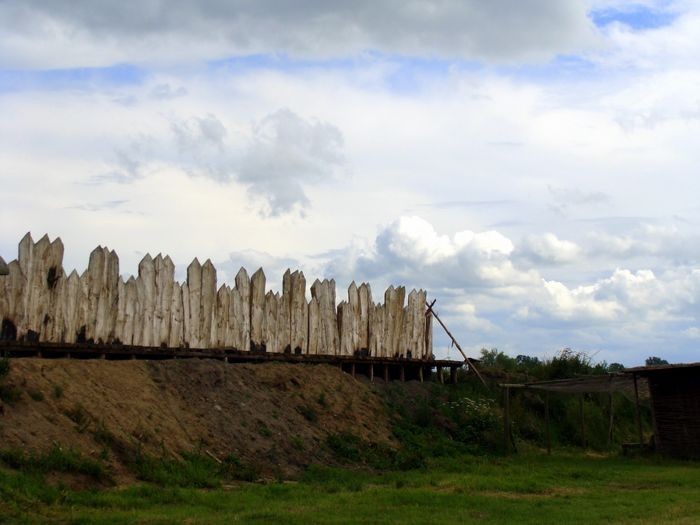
(2, 452), (699, 524)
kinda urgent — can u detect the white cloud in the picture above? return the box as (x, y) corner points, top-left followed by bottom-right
(238, 109), (345, 216)
(684, 327), (700, 339)
(519, 233), (582, 265)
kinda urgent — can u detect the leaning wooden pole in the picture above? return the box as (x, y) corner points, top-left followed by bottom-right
(425, 300), (487, 387)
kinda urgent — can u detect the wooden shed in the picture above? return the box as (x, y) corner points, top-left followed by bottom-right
(625, 362), (700, 459)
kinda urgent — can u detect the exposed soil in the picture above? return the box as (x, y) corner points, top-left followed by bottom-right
(0, 358), (396, 482)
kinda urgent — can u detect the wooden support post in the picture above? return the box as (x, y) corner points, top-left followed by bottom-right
(608, 392), (614, 447)
(370, 363), (374, 382)
(545, 391), (551, 455)
(419, 366), (424, 383)
(437, 365), (443, 384)
(383, 364), (389, 383)
(504, 386), (511, 455)
(634, 373), (643, 445)
(351, 362), (356, 378)
(579, 394), (586, 449)
(400, 365), (405, 382)
(450, 366), (457, 384)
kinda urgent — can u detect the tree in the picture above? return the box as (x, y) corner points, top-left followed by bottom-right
(645, 356), (669, 366)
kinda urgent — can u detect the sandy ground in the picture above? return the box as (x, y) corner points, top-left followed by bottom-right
(0, 358), (395, 480)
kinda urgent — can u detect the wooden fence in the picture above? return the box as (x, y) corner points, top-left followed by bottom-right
(0, 233), (433, 359)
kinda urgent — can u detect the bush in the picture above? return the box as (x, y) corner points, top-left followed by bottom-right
(325, 432), (425, 471)
(297, 405), (318, 423)
(0, 358), (21, 404)
(0, 358), (9, 379)
(28, 389), (44, 401)
(220, 454), (259, 482)
(0, 445), (107, 480)
(129, 452), (221, 488)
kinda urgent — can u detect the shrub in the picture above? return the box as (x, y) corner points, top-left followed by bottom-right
(0, 445), (107, 480)
(297, 405), (318, 423)
(0, 358), (9, 379)
(220, 454), (259, 482)
(28, 389), (44, 402)
(52, 384), (63, 399)
(129, 452), (220, 488)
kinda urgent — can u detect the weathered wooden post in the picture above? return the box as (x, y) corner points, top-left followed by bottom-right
(633, 373), (643, 444)
(545, 391), (551, 455)
(437, 365), (443, 384)
(369, 363), (374, 382)
(504, 386), (511, 455)
(383, 363), (389, 382)
(608, 392), (614, 447)
(580, 394), (586, 449)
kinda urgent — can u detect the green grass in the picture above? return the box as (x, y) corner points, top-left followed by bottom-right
(1, 452), (698, 524)
(0, 445), (107, 480)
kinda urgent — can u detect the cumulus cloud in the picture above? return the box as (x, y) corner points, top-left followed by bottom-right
(0, 0), (598, 68)
(238, 109), (345, 216)
(585, 224), (700, 264)
(322, 215), (700, 361)
(518, 233), (583, 265)
(325, 216), (532, 291)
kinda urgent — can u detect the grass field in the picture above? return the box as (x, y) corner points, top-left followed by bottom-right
(1, 450), (699, 524)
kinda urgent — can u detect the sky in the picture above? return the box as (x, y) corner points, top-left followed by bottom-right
(1, 0), (699, 366)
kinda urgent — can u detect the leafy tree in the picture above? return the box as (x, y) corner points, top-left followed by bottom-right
(645, 356), (669, 366)
(607, 362), (625, 372)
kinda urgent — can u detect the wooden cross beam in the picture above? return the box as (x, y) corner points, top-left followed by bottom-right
(425, 300), (487, 387)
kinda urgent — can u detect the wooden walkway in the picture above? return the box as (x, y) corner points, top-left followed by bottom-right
(0, 341), (464, 384)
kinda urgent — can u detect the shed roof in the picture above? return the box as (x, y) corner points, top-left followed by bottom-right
(501, 372), (648, 395)
(623, 361), (700, 374)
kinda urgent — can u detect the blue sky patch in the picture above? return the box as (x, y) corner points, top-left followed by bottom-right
(591, 4), (678, 30)
(0, 64), (146, 93)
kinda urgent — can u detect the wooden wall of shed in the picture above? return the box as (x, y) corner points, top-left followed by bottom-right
(646, 368), (700, 459)
(0, 233), (434, 359)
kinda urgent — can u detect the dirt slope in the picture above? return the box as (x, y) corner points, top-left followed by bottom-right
(0, 358), (395, 480)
